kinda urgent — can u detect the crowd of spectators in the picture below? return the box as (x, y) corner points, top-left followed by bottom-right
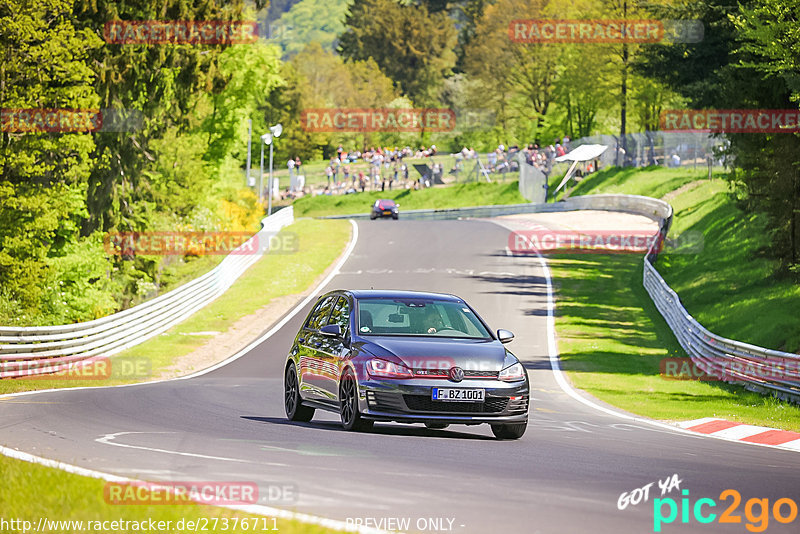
(271, 137), (579, 200)
(320, 145), (440, 195)
(519, 137), (572, 175)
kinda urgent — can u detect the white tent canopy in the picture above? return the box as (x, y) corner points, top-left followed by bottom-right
(552, 144), (608, 196)
(555, 144), (608, 163)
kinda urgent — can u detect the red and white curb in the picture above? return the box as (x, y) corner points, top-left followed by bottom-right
(677, 418), (800, 451)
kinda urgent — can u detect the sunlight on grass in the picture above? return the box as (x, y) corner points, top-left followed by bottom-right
(0, 454), (336, 534)
(549, 168), (800, 430)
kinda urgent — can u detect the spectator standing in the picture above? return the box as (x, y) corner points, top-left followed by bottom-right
(331, 157), (340, 186)
(325, 164), (333, 187)
(287, 157), (296, 191)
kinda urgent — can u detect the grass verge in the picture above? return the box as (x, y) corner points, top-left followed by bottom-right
(0, 453), (337, 534)
(557, 164), (715, 200)
(293, 180), (526, 217)
(549, 166), (800, 429)
(0, 219), (351, 395)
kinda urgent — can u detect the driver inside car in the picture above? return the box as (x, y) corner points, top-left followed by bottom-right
(424, 307), (445, 334)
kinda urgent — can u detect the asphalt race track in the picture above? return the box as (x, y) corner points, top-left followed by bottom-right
(2, 219), (799, 533)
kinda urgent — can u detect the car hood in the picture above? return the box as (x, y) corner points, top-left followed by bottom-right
(361, 336), (510, 372)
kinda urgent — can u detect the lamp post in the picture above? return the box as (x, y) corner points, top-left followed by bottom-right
(259, 123), (282, 215)
(246, 119), (252, 187)
(259, 136), (266, 203)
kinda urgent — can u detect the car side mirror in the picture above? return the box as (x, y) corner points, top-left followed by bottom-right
(320, 324), (342, 337)
(497, 329), (515, 344)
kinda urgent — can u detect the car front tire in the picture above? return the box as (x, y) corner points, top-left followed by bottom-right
(490, 422), (527, 440)
(339, 370), (373, 432)
(285, 363), (315, 422)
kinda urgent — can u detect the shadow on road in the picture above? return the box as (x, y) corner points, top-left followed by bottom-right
(241, 416), (495, 440)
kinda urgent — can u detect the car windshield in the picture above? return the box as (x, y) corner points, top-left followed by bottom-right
(356, 298), (491, 339)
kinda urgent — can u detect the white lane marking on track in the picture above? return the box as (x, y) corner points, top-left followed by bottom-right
(95, 431), (283, 464)
(0, 444), (388, 534)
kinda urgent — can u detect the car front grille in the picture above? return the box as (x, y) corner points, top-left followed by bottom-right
(367, 390), (523, 415)
(412, 369), (500, 379)
(403, 395), (509, 413)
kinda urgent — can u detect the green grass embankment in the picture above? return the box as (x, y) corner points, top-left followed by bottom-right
(549, 166), (800, 429)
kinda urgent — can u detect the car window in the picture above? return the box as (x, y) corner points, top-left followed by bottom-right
(305, 296), (336, 330)
(356, 298), (491, 338)
(328, 296), (351, 337)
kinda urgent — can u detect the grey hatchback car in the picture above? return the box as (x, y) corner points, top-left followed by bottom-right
(283, 290), (530, 439)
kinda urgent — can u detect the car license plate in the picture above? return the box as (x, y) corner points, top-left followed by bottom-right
(383, 210), (391, 215)
(432, 388), (485, 402)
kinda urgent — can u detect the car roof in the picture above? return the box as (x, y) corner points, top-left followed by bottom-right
(339, 289), (462, 302)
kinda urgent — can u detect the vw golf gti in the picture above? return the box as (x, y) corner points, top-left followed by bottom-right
(283, 289), (530, 439)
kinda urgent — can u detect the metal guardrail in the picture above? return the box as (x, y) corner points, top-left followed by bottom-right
(325, 194), (800, 403)
(321, 194), (671, 222)
(0, 207), (294, 378)
(643, 261), (800, 403)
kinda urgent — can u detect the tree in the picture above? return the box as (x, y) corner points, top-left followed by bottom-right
(636, 0), (800, 271)
(0, 0), (102, 315)
(72, 0), (251, 234)
(552, 44), (616, 139)
(338, 0), (457, 105)
(271, 0), (351, 57)
(462, 0), (557, 142)
(732, 0), (800, 269)
(270, 42), (399, 157)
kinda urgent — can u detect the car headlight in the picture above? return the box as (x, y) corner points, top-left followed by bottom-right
(367, 359), (413, 379)
(499, 362), (525, 382)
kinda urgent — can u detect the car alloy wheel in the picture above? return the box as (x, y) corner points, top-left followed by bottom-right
(285, 364), (314, 422)
(339, 371), (373, 432)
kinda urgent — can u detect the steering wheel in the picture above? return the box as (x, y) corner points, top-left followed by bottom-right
(431, 328), (463, 335)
